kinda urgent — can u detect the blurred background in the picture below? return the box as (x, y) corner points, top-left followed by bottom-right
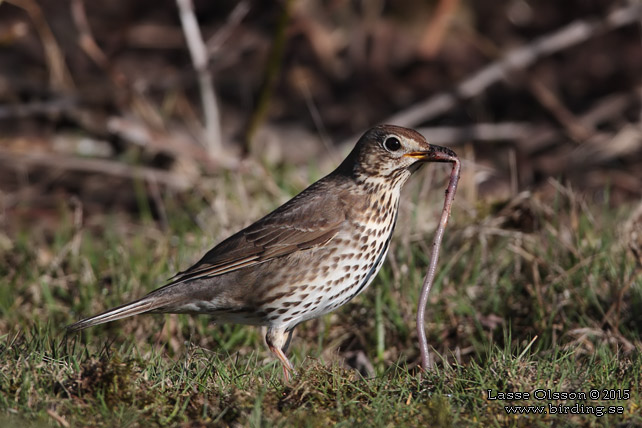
(1, 0), (640, 224)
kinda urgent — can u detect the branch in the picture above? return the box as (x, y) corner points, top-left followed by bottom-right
(6, 0), (74, 91)
(206, 1), (250, 56)
(176, 0), (222, 154)
(0, 148), (193, 190)
(416, 122), (535, 145)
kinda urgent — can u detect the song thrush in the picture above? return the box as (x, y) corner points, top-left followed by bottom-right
(67, 125), (458, 380)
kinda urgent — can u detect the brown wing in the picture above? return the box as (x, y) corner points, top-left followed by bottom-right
(165, 181), (347, 285)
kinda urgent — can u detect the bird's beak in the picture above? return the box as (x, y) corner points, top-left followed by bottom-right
(404, 145), (458, 163)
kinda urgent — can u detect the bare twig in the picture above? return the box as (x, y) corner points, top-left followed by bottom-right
(176, 0), (222, 154)
(6, 0), (74, 91)
(0, 148), (193, 190)
(519, 92), (635, 154)
(414, 99), (631, 147)
(70, 0), (165, 129)
(70, 0), (110, 70)
(527, 78), (592, 142)
(106, 116), (238, 170)
(206, 1), (250, 56)
(416, 122), (535, 145)
(0, 97), (77, 119)
(417, 147), (461, 371)
(147, 177), (169, 231)
(568, 125), (642, 167)
(46, 408), (70, 428)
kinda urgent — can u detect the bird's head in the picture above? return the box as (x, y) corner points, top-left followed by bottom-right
(339, 125), (458, 185)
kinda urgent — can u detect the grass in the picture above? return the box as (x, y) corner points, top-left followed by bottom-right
(1, 166), (641, 427)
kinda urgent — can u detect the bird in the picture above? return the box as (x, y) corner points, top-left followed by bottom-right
(67, 125), (458, 381)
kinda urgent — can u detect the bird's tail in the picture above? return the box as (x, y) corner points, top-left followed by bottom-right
(66, 294), (168, 332)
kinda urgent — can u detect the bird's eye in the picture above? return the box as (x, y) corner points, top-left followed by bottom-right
(384, 137), (401, 152)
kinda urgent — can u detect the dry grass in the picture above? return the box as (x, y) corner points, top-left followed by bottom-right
(1, 165), (641, 426)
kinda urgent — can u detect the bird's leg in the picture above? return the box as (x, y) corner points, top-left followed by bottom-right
(266, 327), (296, 381)
(269, 345), (295, 382)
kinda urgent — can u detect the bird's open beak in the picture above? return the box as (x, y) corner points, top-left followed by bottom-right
(404, 145), (458, 163)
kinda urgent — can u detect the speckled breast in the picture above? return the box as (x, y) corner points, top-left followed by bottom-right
(259, 188), (402, 331)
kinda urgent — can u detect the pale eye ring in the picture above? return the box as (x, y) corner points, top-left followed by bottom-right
(384, 136), (401, 152)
